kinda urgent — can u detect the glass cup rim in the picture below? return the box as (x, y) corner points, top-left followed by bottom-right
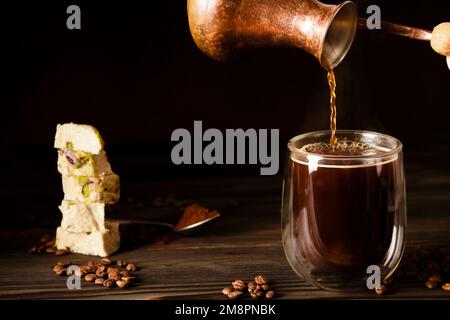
(288, 129), (403, 161)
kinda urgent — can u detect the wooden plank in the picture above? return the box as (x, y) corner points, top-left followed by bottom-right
(0, 167), (450, 299)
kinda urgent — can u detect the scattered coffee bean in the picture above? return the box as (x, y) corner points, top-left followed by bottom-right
(52, 258), (140, 290)
(222, 287), (232, 295)
(108, 272), (121, 281)
(429, 275), (443, 283)
(442, 283), (450, 291)
(120, 270), (130, 277)
(255, 274), (268, 285)
(55, 249), (68, 256)
(29, 235), (70, 256)
(224, 275), (276, 299)
(375, 284), (388, 295)
(96, 270), (106, 278)
(117, 259), (127, 267)
(227, 290), (243, 300)
(74, 268), (86, 278)
(126, 263), (137, 272)
(107, 267), (119, 274)
(116, 280), (129, 288)
(55, 267), (67, 276)
(56, 260), (71, 267)
(46, 240), (55, 247)
(103, 278), (116, 288)
(85, 274), (97, 282)
(250, 292), (260, 299)
(232, 280), (246, 290)
(261, 284), (271, 291)
(80, 265), (96, 274)
(121, 276), (136, 283)
(53, 264), (64, 273)
(425, 280), (438, 289)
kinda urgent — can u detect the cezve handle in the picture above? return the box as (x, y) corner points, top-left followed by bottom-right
(431, 22), (450, 69)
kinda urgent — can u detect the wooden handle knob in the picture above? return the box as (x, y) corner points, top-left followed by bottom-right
(431, 22), (450, 56)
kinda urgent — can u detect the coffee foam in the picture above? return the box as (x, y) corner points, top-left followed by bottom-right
(301, 140), (387, 156)
(292, 140), (397, 168)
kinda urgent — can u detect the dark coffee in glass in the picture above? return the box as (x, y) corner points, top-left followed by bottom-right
(282, 131), (406, 291)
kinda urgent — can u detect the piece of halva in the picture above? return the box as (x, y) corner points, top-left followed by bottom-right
(56, 222), (120, 257)
(57, 149), (113, 176)
(59, 200), (107, 233)
(54, 123), (104, 154)
(62, 174), (120, 204)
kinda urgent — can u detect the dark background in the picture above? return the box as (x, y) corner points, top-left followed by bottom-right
(1, 0), (449, 223)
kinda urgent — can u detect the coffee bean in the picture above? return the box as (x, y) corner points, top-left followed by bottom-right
(227, 291), (243, 300)
(46, 247), (56, 253)
(56, 260), (71, 267)
(107, 267), (119, 274)
(74, 268), (86, 277)
(261, 284), (271, 291)
(103, 279), (116, 288)
(29, 246), (38, 253)
(222, 287), (232, 295)
(232, 280), (246, 291)
(375, 284), (388, 295)
(247, 281), (256, 291)
(429, 275), (443, 283)
(120, 270), (130, 277)
(250, 292), (260, 299)
(96, 269), (106, 278)
(442, 283), (450, 291)
(121, 276), (136, 283)
(87, 261), (97, 268)
(53, 264), (64, 273)
(37, 245), (46, 253)
(100, 258), (112, 266)
(46, 240), (55, 247)
(255, 274), (268, 285)
(117, 259), (127, 267)
(108, 271), (121, 281)
(126, 263), (137, 272)
(55, 267), (67, 276)
(116, 280), (128, 288)
(95, 278), (105, 285)
(265, 290), (275, 299)
(66, 268), (75, 276)
(55, 249), (68, 256)
(425, 280), (438, 289)
(85, 274), (97, 282)
(80, 265), (96, 273)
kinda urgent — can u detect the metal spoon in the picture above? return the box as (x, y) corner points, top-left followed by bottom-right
(110, 214), (220, 235)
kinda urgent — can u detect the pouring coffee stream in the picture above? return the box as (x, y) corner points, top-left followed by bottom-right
(187, 0), (450, 145)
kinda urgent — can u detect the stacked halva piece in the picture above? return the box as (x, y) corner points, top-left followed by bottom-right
(54, 123), (120, 257)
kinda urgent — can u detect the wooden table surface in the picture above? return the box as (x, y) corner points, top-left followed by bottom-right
(0, 150), (450, 300)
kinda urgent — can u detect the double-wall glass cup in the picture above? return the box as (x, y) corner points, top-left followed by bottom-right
(282, 130), (406, 291)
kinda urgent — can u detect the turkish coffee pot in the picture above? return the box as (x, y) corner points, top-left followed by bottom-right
(187, 0), (450, 69)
